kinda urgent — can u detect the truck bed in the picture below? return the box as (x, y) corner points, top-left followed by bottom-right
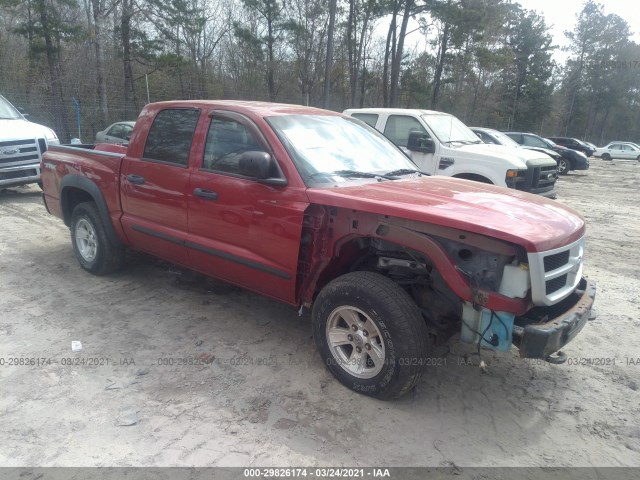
(41, 144), (126, 228)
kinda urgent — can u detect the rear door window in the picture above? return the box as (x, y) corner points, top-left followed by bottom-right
(143, 109), (200, 166)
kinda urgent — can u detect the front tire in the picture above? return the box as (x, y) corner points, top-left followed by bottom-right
(312, 271), (429, 399)
(602, 153), (611, 161)
(71, 202), (124, 275)
(557, 158), (570, 175)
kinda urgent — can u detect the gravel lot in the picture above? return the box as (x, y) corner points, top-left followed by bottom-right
(1, 159), (639, 468)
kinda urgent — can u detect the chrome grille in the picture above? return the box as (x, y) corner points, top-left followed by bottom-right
(517, 164), (557, 194)
(528, 236), (585, 306)
(0, 138), (41, 168)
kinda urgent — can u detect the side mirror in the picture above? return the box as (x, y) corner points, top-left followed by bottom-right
(238, 151), (287, 186)
(407, 131), (435, 153)
(17, 106), (29, 118)
(239, 151), (272, 178)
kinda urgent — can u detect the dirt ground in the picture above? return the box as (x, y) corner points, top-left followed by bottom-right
(0, 158), (639, 468)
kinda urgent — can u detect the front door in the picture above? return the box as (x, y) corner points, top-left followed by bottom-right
(120, 107), (201, 266)
(186, 111), (308, 303)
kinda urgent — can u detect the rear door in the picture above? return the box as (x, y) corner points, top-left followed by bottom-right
(120, 107), (200, 265)
(186, 111), (308, 303)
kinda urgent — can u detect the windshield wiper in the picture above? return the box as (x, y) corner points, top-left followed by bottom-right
(383, 168), (427, 177)
(445, 139), (480, 145)
(309, 169), (395, 181)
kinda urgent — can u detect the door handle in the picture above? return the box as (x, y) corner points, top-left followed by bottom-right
(194, 188), (218, 200)
(127, 174), (145, 185)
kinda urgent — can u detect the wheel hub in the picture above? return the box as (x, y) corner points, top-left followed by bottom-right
(75, 218), (98, 262)
(326, 306), (386, 379)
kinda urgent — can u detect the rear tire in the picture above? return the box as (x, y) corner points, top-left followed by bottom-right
(557, 158), (570, 175)
(312, 271), (429, 400)
(70, 202), (124, 275)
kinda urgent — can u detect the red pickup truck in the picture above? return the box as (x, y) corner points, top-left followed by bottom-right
(41, 100), (596, 399)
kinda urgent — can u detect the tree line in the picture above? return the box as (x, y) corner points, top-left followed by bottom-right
(0, 0), (638, 145)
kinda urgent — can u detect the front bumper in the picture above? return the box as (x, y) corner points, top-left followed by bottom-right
(573, 154), (589, 170)
(514, 277), (596, 359)
(0, 164), (41, 188)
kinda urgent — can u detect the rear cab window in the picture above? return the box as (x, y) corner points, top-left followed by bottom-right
(143, 109), (200, 166)
(351, 113), (379, 128)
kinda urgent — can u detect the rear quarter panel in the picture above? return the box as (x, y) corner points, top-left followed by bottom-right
(41, 145), (126, 239)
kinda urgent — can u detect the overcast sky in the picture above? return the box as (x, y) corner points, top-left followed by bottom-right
(390, 0), (640, 64)
(516, 0), (640, 61)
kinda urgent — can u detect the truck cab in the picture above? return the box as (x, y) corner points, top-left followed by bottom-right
(0, 94), (59, 188)
(343, 108), (558, 198)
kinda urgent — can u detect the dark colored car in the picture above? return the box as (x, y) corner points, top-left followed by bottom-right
(471, 127), (563, 165)
(547, 137), (595, 157)
(505, 132), (589, 175)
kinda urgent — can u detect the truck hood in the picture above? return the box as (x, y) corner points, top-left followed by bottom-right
(453, 143), (555, 167)
(0, 118), (58, 142)
(306, 176), (584, 252)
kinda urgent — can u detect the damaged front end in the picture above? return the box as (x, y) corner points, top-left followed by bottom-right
(456, 235), (596, 361)
(513, 277), (596, 359)
(380, 220), (597, 361)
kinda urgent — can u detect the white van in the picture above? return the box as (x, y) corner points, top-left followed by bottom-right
(343, 108), (557, 198)
(0, 94), (59, 188)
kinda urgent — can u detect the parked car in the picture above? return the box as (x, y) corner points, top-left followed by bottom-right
(594, 142), (640, 160)
(583, 141), (598, 151)
(343, 109), (558, 198)
(95, 121), (135, 144)
(546, 137), (595, 157)
(470, 127), (563, 165)
(505, 132), (589, 175)
(41, 100), (596, 399)
(0, 94), (59, 188)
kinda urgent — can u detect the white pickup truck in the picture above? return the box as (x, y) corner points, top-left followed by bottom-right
(0, 94), (59, 188)
(343, 108), (558, 198)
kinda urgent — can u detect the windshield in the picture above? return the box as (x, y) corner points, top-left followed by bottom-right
(488, 130), (520, 147)
(266, 115), (418, 186)
(0, 95), (22, 120)
(422, 113), (480, 145)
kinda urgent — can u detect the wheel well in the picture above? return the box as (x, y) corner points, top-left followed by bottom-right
(61, 187), (94, 226)
(453, 173), (493, 184)
(315, 237), (462, 344)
